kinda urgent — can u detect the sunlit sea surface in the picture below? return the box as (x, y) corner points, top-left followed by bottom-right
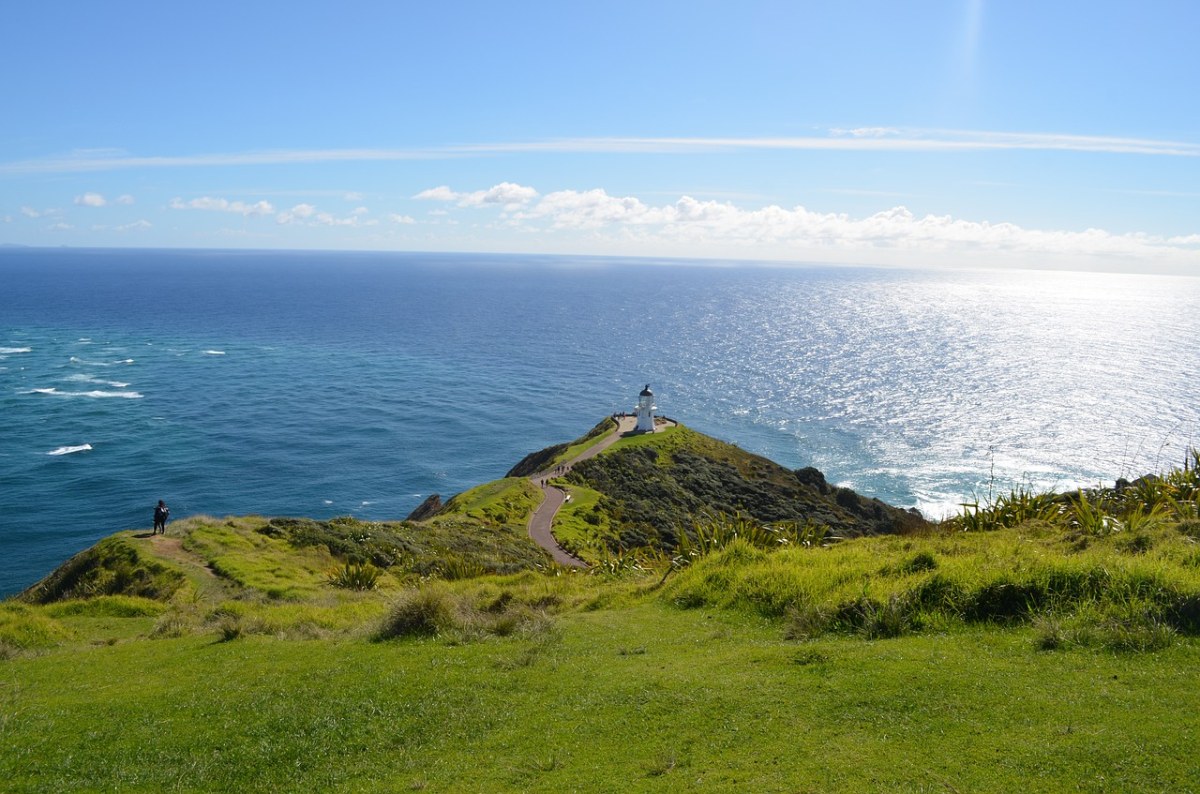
(3, 248), (1199, 595)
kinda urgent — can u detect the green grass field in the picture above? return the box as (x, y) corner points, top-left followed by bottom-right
(3, 597), (1197, 792)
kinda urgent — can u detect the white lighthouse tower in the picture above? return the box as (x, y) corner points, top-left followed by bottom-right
(635, 384), (656, 432)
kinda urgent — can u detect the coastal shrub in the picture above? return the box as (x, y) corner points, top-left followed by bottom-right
(1069, 490), (1121, 535)
(897, 551), (938, 575)
(216, 615), (243, 642)
(151, 610), (198, 639)
(1177, 519), (1200, 539)
(377, 583), (558, 642)
(327, 562), (382, 590)
(378, 584), (458, 638)
(856, 594), (917, 639)
(784, 602), (835, 640)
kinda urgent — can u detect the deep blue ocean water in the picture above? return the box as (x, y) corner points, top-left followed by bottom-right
(3, 248), (1200, 596)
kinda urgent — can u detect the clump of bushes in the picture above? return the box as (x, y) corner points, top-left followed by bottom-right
(376, 584), (555, 643)
(1034, 599), (1176, 652)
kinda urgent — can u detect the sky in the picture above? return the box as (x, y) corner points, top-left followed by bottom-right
(1, 0), (1198, 273)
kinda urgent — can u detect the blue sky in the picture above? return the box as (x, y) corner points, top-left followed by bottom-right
(2, 1), (1198, 272)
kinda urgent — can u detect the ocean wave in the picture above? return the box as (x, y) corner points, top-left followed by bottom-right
(69, 356), (135, 366)
(64, 374), (131, 388)
(47, 444), (93, 456)
(27, 387), (143, 399)
(203, 350), (226, 356)
(0, 347), (31, 354)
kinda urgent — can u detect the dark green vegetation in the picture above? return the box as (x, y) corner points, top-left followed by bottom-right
(505, 417), (616, 478)
(557, 424), (927, 555)
(4, 422), (1200, 790)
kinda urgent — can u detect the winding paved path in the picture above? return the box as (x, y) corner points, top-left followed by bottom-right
(526, 416), (638, 567)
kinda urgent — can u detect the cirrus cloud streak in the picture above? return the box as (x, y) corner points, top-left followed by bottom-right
(4, 128), (1198, 174)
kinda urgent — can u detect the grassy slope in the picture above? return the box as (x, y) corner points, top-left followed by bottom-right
(6, 513), (1200, 790)
(2, 602), (1197, 792)
(8, 424), (1200, 790)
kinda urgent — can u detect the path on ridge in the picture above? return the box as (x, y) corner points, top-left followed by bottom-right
(526, 416), (638, 567)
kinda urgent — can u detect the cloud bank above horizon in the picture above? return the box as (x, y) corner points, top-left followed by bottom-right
(409, 181), (1200, 270)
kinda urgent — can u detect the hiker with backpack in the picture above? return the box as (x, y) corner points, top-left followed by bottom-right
(153, 500), (169, 534)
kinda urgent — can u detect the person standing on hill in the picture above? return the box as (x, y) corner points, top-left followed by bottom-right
(153, 500), (170, 535)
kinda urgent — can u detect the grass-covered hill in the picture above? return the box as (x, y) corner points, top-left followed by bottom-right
(548, 422), (928, 555)
(4, 422), (1200, 791)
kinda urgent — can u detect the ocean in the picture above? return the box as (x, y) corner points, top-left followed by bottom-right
(3, 248), (1199, 596)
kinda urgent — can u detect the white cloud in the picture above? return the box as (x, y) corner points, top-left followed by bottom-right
(471, 184), (1200, 266)
(415, 182), (539, 209)
(343, 191), (364, 201)
(48, 222), (73, 231)
(414, 185), (458, 202)
(6, 129), (1199, 175)
(74, 192), (107, 207)
(276, 203), (318, 224)
(116, 219), (152, 231)
(389, 214), (416, 224)
(20, 206), (42, 218)
(276, 202), (376, 227)
(116, 194), (135, 205)
(831, 127), (901, 138)
(169, 196), (275, 216)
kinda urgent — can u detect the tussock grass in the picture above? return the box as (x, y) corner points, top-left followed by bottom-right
(43, 595), (167, 618)
(376, 580), (559, 644)
(0, 602), (73, 650)
(666, 519), (1200, 646)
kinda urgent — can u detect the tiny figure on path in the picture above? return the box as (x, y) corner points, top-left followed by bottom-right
(153, 500), (170, 534)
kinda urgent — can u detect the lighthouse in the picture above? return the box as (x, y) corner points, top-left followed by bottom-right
(635, 384), (656, 432)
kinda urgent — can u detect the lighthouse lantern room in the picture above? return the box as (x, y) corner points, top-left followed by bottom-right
(635, 384), (656, 433)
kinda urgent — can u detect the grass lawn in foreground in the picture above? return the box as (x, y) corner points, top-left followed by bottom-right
(3, 600), (1196, 792)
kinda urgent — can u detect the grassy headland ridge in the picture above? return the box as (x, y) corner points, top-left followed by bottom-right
(3, 421), (1199, 791)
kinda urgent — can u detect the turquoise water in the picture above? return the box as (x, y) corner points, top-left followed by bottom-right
(3, 248), (1199, 595)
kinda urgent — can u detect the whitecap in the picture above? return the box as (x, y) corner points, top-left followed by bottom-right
(48, 444), (92, 456)
(65, 374), (130, 388)
(203, 350), (226, 356)
(360, 501), (372, 506)
(69, 356), (134, 366)
(28, 387), (142, 399)
(0, 347), (31, 354)
(79, 390), (143, 399)
(323, 499), (334, 505)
